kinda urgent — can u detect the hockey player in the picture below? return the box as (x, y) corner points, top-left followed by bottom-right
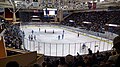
(31, 35), (33, 40)
(82, 43), (86, 49)
(78, 32), (80, 37)
(53, 30), (54, 34)
(62, 34), (64, 39)
(34, 35), (36, 40)
(45, 29), (46, 33)
(28, 35), (31, 40)
(63, 30), (64, 34)
(32, 30), (34, 34)
(39, 28), (40, 32)
(58, 35), (60, 40)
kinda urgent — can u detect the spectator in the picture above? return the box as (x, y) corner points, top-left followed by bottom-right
(58, 57), (67, 67)
(33, 64), (41, 67)
(108, 51), (118, 63)
(88, 48), (92, 55)
(73, 54), (86, 67)
(42, 62), (46, 67)
(6, 61), (19, 67)
(4, 25), (23, 49)
(112, 35), (120, 67)
(65, 54), (74, 67)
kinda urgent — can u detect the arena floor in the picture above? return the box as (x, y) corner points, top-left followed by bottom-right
(21, 25), (113, 56)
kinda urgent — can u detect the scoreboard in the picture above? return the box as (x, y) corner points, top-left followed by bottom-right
(43, 8), (57, 16)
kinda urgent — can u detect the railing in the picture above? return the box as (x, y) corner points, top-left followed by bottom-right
(23, 38), (113, 57)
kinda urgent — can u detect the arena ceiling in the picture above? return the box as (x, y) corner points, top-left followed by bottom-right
(0, 0), (120, 10)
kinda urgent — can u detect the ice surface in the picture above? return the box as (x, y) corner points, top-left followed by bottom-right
(21, 25), (113, 56)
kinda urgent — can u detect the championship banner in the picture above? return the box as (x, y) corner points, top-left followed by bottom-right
(88, 2), (92, 9)
(0, 8), (4, 12)
(33, 0), (39, 7)
(33, 2), (39, 7)
(93, 2), (96, 9)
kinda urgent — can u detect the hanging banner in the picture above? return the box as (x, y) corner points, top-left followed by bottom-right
(0, 8), (4, 12)
(93, 2), (96, 9)
(33, 0), (39, 7)
(88, 2), (92, 9)
(33, 2), (39, 7)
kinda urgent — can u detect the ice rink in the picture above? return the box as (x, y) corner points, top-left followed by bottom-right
(21, 25), (113, 56)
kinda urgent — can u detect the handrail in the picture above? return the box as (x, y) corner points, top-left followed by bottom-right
(63, 13), (73, 21)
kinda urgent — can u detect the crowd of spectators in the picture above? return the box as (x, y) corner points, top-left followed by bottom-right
(4, 34), (120, 67)
(61, 10), (120, 34)
(4, 23), (23, 49)
(42, 48), (119, 67)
